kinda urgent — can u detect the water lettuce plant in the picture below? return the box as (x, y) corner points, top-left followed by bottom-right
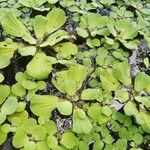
(0, 0), (150, 149)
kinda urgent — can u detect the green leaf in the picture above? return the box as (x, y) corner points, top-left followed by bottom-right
(43, 120), (57, 135)
(87, 103), (102, 121)
(0, 73), (4, 83)
(135, 109), (150, 133)
(132, 133), (143, 144)
(8, 111), (28, 126)
(52, 65), (87, 96)
(57, 101), (73, 116)
(0, 112), (6, 125)
(124, 101), (138, 116)
(73, 108), (92, 134)
(40, 30), (69, 47)
(134, 72), (150, 92)
(11, 83), (26, 97)
(33, 15), (47, 39)
(1, 96), (18, 115)
(18, 46), (36, 56)
(1, 13), (36, 44)
(0, 128), (7, 145)
(16, 102), (26, 112)
(81, 88), (102, 101)
(24, 141), (36, 150)
(115, 89), (129, 103)
(30, 125), (46, 140)
(12, 126), (28, 148)
(115, 19), (138, 40)
(36, 141), (49, 150)
(47, 135), (58, 149)
(0, 85), (10, 105)
(113, 60), (131, 86)
(53, 42), (78, 59)
(115, 139), (127, 150)
(135, 96), (150, 108)
(46, 8), (66, 34)
(93, 140), (104, 150)
(102, 106), (112, 116)
(21, 80), (37, 90)
(0, 41), (18, 69)
(76, 27), (89, 38)
(100, 68), (120, 91)
(26, 52), (52, 80)
(30, 94), (59, 117)
(60, 132), (78, 149)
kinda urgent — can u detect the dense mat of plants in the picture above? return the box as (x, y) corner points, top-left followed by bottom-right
(0, 0), (150, 149)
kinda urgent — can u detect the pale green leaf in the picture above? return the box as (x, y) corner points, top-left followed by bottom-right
(53, 42), (78, 59)
(57, 101), (72, 116)
(1, 96), (18, 115)
(46, 8), (66, 34)
(1, 13), (36, 44)
(47, 135), (58, 149)
(0, 42), (18, 69)
(73, 108), (92, 134)
(26, 52), (52, 80)
(0, 85), (10, 105)
(18, 46), (36, 56)
(30, 95), (59, 117)
(60, 132), (78, 149)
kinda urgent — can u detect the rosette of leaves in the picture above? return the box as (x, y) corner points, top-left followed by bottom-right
(124, 100), (150, 134)
(1, 8), (78, 80)
(52, 64), (88, 97)
(12, 118), (47, 149)
(77, 13), (112, 38)
(110, 6), (134, 19)
(108, 19), (139, 49)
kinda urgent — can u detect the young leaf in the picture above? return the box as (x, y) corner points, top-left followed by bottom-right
(1, 13), (36, 44)
(57, 101), (73, 116)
